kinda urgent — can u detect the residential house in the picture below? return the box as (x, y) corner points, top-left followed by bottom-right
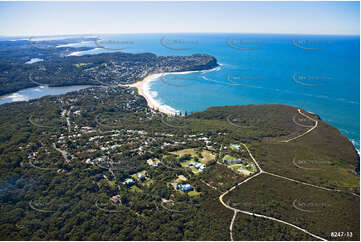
(124, 178), (135, 185)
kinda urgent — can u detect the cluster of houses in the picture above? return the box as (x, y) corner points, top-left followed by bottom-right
(188, 161), (206, 171)
(124, 178), (135, 186)
(74, 127), (218, 165)
(53, 102), (220, 170)
(123, 172), (147, 186)
(137, 173), (146, 181)
(147, 158), (161, 167)
(24, 85), (233, 211)
(223, 156), (243, 164)
(223, 155), (253, 172)
(176, 183), (194, 192)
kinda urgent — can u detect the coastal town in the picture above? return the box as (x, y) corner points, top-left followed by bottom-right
(24, 85), (258, 204)
(0, 38), (218, 96)
(0, 34), (359, 241)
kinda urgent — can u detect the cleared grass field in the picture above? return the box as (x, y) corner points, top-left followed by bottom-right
(170, 148), (215, 163)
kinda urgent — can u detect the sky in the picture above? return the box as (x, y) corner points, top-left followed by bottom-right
(0, 1), (359, 36)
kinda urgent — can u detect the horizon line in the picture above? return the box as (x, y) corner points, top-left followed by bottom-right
(1, 32), (360, 38)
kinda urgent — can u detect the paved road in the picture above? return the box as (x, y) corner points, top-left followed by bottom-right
(53, 143), (70, 163)
(66, 109), (71, 133)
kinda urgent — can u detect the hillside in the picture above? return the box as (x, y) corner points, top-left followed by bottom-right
(0, 86), (359, 240)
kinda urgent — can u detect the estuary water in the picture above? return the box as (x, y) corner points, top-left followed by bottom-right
(0, 85), (90, 105)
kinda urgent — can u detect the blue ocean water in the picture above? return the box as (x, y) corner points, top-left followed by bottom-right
(70, 33), (360, 150)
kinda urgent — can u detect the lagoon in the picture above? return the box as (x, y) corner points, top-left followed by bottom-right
(0, 85), (91, 105)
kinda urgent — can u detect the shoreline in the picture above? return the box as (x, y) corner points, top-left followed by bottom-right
(125, 68), (219, 116)
(128, 73), (176, 115)
(0, 85), (91, 105)
(126, 72), (185, 116)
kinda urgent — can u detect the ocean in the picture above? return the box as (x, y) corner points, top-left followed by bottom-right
(8, 33), (361, 150)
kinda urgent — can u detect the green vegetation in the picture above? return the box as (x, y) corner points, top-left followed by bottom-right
(233, 213), (315, 240)
(251, 142), (360, 192)
(0, 81), (358, 240)
(0, 39), (217, 96)
(224, 173), (360, 240)
(2, 37), (358, 240)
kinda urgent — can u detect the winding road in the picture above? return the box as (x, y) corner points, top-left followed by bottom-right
(281, 109), (318, 143)
(53, 143), (70, 163)
(217, 143), (341, 241)
(216, 108), (359, 240)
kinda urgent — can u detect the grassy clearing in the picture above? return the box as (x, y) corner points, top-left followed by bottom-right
(201, 150), (216, 162)
(171, 148), (198, 157)
(188, 190), (201, 197)
(171, 148), (215, 164)
(175, 175), (187, 182)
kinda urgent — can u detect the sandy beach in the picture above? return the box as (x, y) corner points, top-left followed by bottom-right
(125, 71), (198, 116)
(127, 73), (178, 116)
(123, 66), (221, 116)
